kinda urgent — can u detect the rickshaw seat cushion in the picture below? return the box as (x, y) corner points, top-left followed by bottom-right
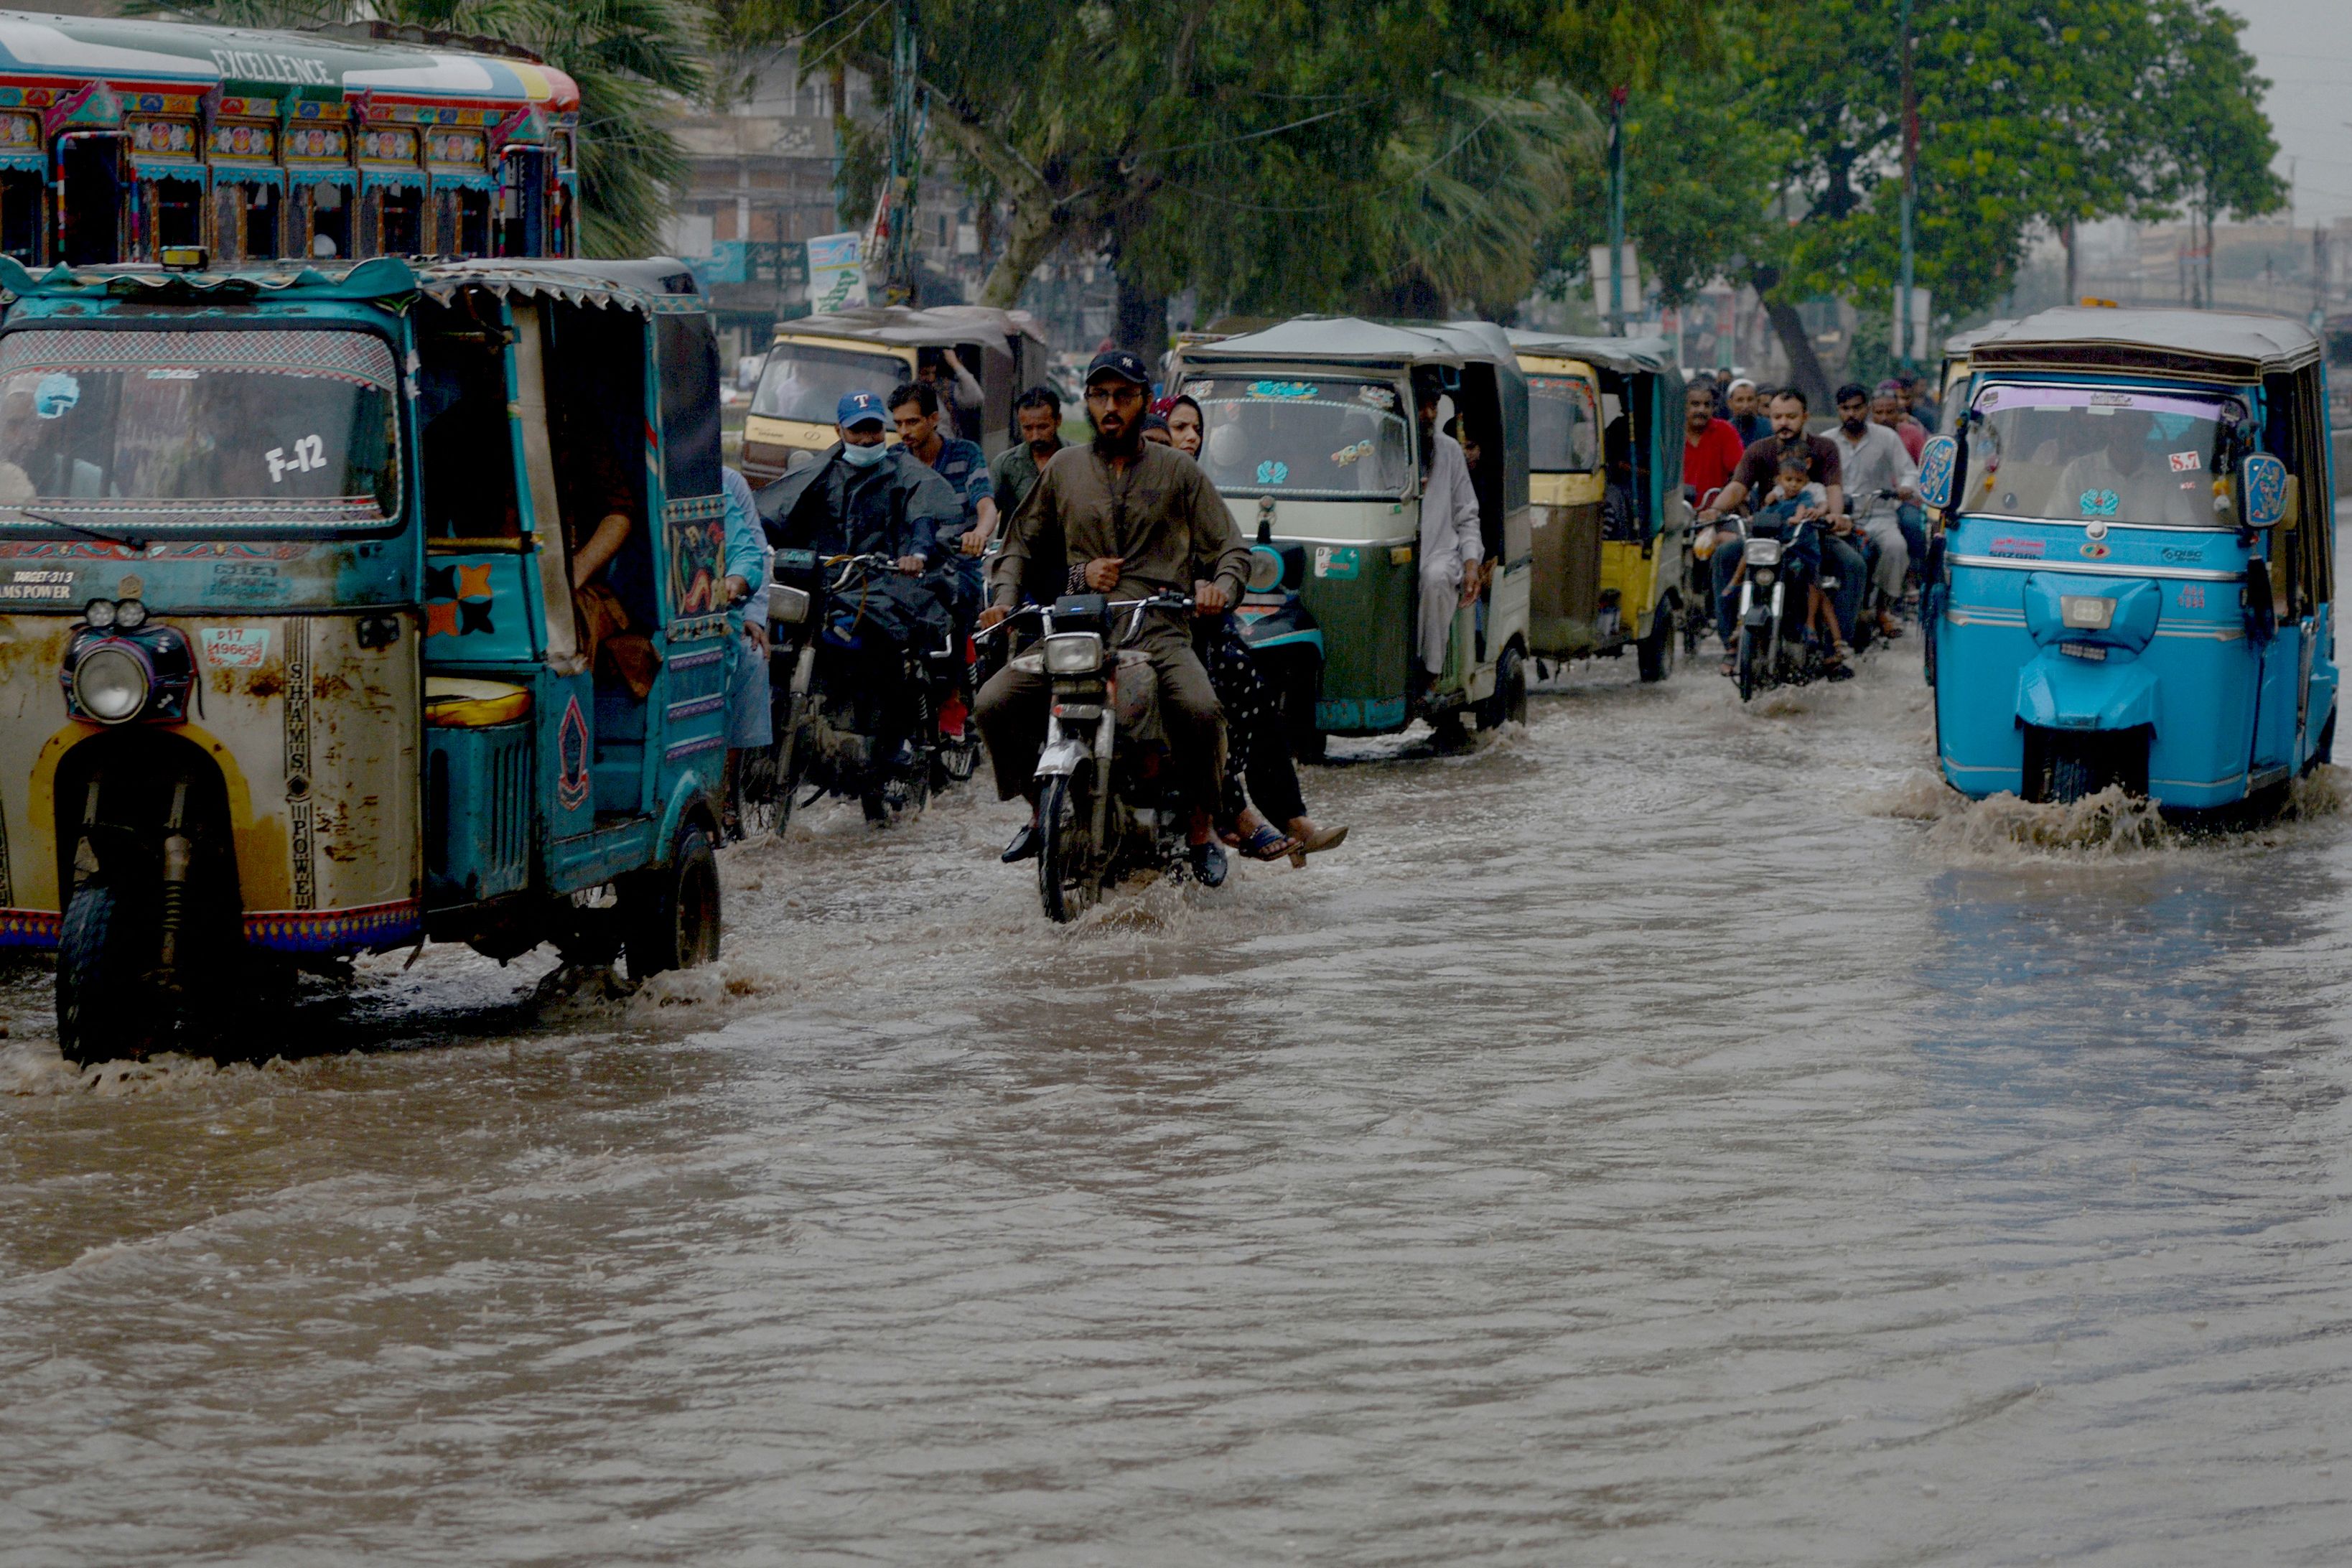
(425, 676), (533, 728)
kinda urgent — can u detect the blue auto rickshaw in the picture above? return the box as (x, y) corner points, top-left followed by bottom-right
(0, 253), (732, 1060)
(1921, 307), (2335, 808)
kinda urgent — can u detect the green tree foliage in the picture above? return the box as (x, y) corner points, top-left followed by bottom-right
(715, 0), (1711, 319)
(141, 0), (706, 256)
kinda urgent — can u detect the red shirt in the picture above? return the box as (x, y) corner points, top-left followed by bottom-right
(1885, 416), (1927, 462)
(1683, 418), (1747, 500)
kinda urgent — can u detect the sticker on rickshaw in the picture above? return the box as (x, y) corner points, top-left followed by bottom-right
(2168, 451), (2202, 472)
(34, 373), (78, 418)
(200, 628), (270, 668)
(1356, 386), (1396, 409)
(1256, 460), (1289, 485)
(1314, 546), (1360, 579)
(1989, 537), (2044, 559)
(2078, 489), (2119, 517)
(1247, 381), (1317, 400)
(1, 569), (73, 599)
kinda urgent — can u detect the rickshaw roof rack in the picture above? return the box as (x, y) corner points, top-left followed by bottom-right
(1970, 307), (2320, 381)
(1503, 329), (1679, 376)
(0, 255), (705, 316)
(786, 304), (1046, 349)
(1942, 319), (2016, 356)
(1181, 314), (1512, 368)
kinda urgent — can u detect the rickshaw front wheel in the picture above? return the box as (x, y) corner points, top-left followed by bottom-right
(622, 821), (722, 981)
(55, 881), (172, 1066)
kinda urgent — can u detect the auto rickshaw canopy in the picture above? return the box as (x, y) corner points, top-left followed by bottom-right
(1968, 307), (2320, 383)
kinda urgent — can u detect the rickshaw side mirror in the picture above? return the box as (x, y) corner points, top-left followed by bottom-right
(2240, 452), (2290, 530)
(1917, 434), (1959, 510)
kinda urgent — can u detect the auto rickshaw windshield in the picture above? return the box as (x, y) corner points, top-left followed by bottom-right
(1528, 375), (1600, 473)
(0, 327), (400, 526)
(1959, 384), (2233, 528)
(752, 343), (910, 423)
(1191, 376), (1411, 498)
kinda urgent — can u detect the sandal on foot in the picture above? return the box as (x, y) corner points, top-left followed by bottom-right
(1286, 823), (1350, 867)
(1237, 824), (1298, 862)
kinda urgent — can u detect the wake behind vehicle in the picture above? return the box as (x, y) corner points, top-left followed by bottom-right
(1923, 307), (2336, 809)
(738, 306), (1050, 485)
(0, 253), (731, 1062)
(1506, 330), (1689, 681)
(1175, 317), (1533, 750)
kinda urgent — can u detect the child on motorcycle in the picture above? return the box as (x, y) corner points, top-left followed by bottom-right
(1742, 447), (1848, 673)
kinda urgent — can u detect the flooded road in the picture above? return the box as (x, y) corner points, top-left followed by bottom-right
(5, 628), (2351, 1564)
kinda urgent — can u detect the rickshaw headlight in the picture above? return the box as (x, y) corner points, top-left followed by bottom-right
(113, 598), (147, 630)
(2059, 594), (2115, 630)
(1043, 632), (1104, 675)
(73, 646), (149, 724)
(1246, 546), (1284, 594)
(82, 597), (116, 629)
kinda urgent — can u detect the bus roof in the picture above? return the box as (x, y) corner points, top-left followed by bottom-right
(0, 10), (578, 118)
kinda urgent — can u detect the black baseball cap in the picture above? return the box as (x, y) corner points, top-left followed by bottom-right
(1085, 347), (1152, 388)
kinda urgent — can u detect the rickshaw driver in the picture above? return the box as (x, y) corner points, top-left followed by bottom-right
(1412, 377), (1485, 681)
(2053, 409), (2190, 525)
(977, 348), (1250, 886)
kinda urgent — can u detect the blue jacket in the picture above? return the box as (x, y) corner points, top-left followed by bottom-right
(721, 467), (766, 635)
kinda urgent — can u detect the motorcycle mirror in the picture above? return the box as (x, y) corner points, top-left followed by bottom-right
(1916, 434), (1959, 511)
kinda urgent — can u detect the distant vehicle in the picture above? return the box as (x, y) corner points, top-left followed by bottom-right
(738, 306), (1050, 487)
(0, 254), (730, 1063)
(1924, 307), (2335, 810)
(0, 13), (579, 267)
(1507, 330), (1688, 682)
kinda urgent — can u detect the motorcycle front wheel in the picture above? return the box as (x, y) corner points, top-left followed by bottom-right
(1735, 625), (1763, 703)
(1037, 772), (1100, 923)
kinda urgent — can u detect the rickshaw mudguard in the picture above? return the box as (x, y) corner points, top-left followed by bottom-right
(650, 773), (721, 869)
(2015, 651), (2159, 734)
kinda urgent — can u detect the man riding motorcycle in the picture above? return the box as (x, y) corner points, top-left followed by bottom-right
(977, 348), (1250, 887)
(755, 390), (964, 820)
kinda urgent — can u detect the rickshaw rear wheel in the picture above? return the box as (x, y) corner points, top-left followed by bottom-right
(1480, 647), (1529, 729)
(1636, 603), (1675, 683)
(622, 821), (722, 981)
(55, 881), (171, 1066)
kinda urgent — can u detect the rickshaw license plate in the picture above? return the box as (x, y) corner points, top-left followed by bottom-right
(1315, 546), (1361, 580)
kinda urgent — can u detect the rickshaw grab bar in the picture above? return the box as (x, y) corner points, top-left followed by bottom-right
(1944, 554), (2246, 584)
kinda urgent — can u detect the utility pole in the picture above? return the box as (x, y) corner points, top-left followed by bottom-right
(877, 0), (923, 305)
(1897, 0), (1916, 371)
(1607, 87), (1628, 336)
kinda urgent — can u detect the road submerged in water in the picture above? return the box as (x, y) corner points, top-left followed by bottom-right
(3, 622), (2350, 1565)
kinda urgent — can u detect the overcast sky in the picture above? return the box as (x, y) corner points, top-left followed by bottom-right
(2231, 0), (2352, 225)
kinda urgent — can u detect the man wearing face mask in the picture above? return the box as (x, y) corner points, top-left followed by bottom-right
(755, 390), (961, 571)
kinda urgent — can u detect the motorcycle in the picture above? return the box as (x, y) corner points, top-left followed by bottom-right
(984, 590), (1209, 923)
(747, 551), (959, 830)
(1727, 512), (1838, 702)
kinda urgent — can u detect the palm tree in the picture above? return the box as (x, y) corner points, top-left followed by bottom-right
(138, 0), (704, 256)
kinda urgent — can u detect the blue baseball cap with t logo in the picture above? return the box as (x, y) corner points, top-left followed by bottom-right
(836, 391), (888, 429)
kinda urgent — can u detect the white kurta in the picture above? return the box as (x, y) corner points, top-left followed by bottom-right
(1418, 431), (1485, 674)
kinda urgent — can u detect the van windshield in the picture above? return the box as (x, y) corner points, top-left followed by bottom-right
(752, 342), (910, 424)
(1529, 375), (1600, 472)
(0, 327), (398, 531)
(1189, 376), (1411, 498)
(1960, 383), (2233, 528)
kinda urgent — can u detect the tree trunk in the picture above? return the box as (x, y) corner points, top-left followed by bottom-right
(1114, 271), (1169, 359)
(1763, 298), (1831, 412)
(977, 193), (1061, 309)
(2062, 221), (2076, 305)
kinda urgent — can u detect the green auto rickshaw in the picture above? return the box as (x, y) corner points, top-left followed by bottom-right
(1175, 317), (1532, 749)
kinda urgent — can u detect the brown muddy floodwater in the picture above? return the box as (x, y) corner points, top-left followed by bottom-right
(3, 626), (2350, 1565)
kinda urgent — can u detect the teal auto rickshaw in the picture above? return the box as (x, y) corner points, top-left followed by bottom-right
(1175, 317), (1532, 750)
(1923, 307), (2337, 808)
(0, 253), (732, 1060)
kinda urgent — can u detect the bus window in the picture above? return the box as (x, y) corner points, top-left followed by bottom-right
(306, 182), (353, 260)
(145, 176), (204, 256)
(0, 169), (39, 262)
(57, 134), (123, 265)
(433, 187), (492, 257)
(368, 185), (424, 256)
(214, 180), (280, 261)
(495, 148), (549, 257)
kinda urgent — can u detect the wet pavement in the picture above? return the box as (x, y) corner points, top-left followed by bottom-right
(4, 620), (2351, 1564)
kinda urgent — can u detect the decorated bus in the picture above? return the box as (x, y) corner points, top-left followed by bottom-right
(0, 11), (578, 267)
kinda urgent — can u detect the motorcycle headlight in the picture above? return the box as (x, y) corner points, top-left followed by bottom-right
(1752, 566), (1775, 589)
(83, 597), (117, 629)
(73, 645), (149, 723)
(1043, 631), (1104, 675)
(113, 598), (147, 630)
(767, 584), (811, 626)
(1745, 538), (1783, 567)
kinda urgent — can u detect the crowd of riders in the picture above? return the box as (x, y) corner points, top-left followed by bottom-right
(720, 347), (1348, 888)
(1685, 370), (1936, 682)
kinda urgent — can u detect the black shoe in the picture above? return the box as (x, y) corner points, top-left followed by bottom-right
(1188, 838), (1228, 888)
(1000, 820), (1040, 862)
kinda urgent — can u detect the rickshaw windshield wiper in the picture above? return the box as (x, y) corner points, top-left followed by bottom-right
(0, 508), (144, 553)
